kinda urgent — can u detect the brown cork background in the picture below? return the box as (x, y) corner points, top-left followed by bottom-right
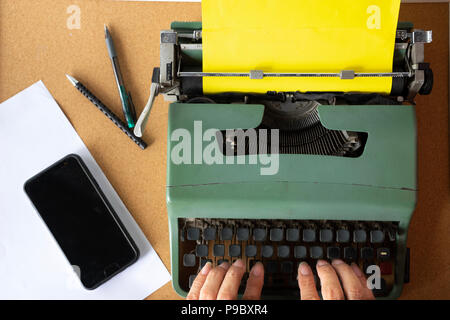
(0, 0), (448, 299)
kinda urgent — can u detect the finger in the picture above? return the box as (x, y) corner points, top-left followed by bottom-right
(243, 262), (264, 300)
(350, 263), (375, 300)
(217, 259), (246, 300)
(315, 260), (345, 300)
(331, 259), (373, 300)
(297, 262), (320, 300)
(199, 262), (230, 300)
(186, 262), (212, 300)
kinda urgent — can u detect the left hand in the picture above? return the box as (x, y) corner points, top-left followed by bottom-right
(186, 259), (265, 300)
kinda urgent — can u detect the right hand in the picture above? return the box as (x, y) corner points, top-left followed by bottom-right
(297, 259), (375, 300)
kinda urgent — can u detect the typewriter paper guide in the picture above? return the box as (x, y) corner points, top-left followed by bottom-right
(202, 0), (401, 94)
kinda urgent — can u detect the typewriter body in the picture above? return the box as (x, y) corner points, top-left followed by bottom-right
(155, 21), (433, 299)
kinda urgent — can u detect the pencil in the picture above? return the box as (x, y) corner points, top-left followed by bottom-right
(65, 74), (147, 150)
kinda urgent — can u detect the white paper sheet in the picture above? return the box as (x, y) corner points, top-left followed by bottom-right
(0, 81), (171, 299)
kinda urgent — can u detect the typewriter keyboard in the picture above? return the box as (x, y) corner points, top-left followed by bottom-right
(178, 218), (398, 298)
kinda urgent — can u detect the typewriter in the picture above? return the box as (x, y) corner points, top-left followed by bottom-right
(146, 21), (433, 299)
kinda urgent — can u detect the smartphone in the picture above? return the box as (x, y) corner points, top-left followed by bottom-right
(24, 154), (139, 290)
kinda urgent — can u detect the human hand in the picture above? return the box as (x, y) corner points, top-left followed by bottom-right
(297, 259), (375, 300)
(186, 258), (375, 300)
(186, 259), (264, 300)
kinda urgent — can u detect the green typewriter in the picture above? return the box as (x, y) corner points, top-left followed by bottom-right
(138, 21), (433, 299)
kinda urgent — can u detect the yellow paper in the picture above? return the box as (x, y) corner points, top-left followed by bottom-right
(202, 0), (401, 94)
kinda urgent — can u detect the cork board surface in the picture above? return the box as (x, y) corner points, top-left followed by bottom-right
(0, 0), (448, 300)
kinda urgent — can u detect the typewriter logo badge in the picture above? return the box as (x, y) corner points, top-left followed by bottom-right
(170, 121), (279, 176)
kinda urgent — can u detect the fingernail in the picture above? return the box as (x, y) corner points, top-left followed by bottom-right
(201, 262), (212, 275)
(332, 259), (345, 266)
(219, 261), (230, 270)
(251, 262), (263, 277)
(299, 262), (311, 276)
(233, 259), (245, 269)
(351, 263), (364, 277)
(316, 260), (328, 267)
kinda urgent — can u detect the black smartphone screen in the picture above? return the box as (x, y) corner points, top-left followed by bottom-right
(24, 154), (139, 289)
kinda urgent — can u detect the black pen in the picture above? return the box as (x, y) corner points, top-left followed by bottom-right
(104, 25), (137, 128)
(65, 74), (147, 150)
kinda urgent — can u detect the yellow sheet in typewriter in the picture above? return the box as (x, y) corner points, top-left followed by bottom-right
(202, 0), (401, 94)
